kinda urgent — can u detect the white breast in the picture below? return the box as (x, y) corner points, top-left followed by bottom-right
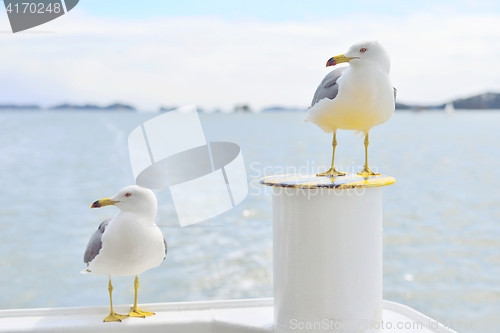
(87, 213), (165, 276)
(307, 65), (394, 133)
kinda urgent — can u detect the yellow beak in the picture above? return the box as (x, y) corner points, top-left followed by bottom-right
(90, 198), (118, 208)
(326, 54), (354, 67)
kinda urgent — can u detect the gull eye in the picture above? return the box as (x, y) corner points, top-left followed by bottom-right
(359, 47), (367, 53)
(125, 193), (132, 198)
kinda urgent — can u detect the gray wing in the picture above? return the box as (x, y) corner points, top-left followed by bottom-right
(311, 67), (346, 107)
(311, 68), (398, 105)
(83, 218), (111, 265)
(163, 237), (168, 260)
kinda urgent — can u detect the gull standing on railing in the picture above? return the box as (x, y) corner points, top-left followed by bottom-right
(83, 185), (167, 322)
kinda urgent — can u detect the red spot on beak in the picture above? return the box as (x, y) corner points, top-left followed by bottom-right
(326, 57), (336, 67)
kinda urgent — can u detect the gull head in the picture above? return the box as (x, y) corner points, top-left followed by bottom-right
(326, 40), (391, 74)
(91, 185), (157, 215)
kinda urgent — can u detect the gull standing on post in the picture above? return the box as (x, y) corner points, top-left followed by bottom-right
(305, 40), (396, 177)
(83, 185), (167, 322)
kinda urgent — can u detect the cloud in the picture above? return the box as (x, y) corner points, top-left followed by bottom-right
(1, 10), (499, 110)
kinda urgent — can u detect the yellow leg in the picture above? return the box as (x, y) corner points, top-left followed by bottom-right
(103, 277), (128, 322)
(357, 133), (380, 177)
(129, 275), (155, 318)
(317, 132), (346, 178)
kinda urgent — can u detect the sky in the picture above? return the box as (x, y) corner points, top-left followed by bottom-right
(1, 0), (500, 111)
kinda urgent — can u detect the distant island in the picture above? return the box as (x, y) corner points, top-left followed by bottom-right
(261, 106), (305, 112)
(0, 104), (41, 110)
(159, 106), (178, 112)
(1, 92), (500, 112)
(0, 103), (135, 111)
(395, 92), (500, 110)
(50, 103), (135, 111)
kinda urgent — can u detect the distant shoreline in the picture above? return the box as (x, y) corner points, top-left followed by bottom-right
(2, 108), (500, 114)
(2, 92), (500, 113)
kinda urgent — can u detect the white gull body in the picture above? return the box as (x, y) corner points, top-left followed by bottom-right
(306, 40), (395, 134)
(84, 185), (166, 276)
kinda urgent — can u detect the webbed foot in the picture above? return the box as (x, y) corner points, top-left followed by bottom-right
(317, 167), (346, 178)
(129, 307), (155, 318)
(103, 312), (129, 322)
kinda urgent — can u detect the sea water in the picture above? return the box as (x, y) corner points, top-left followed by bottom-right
(0, 110), (498, 333)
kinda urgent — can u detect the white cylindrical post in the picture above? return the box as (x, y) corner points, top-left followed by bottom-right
(261, 174), (395, 333)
